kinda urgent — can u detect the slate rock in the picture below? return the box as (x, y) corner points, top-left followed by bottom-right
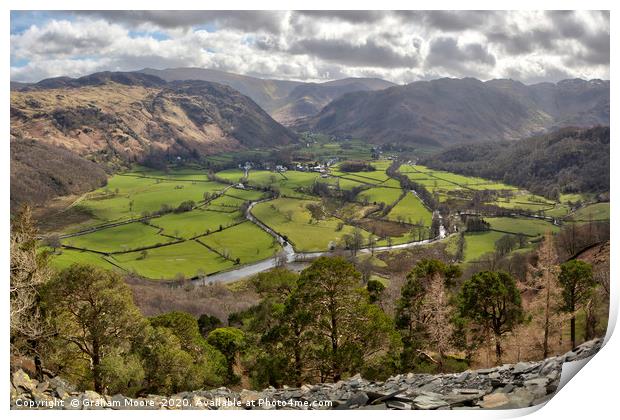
(479, 393), (509, 409)
(413, 395), (450, 410)
(13, 370), (36, 392)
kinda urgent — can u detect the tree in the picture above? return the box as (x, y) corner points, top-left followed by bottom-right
(459, 271), (524, 364)
(274, 250), (288, 267)
(495, 234), (518, 256)
(395, 259), (461, 370)
(347, 228), (365, 255)
(558, 260), (596, 349)
(198, 314), (222, 337)
(207, 327), (246, 383)
(295, 257), (400, 381)
(367, 279), (385, 304)
(527, 232), (562, 358)
(43, 234), (62, 252)
(139, 326), (198, 394)
(252, 268), (298, 296)
(242, 269), (314, 387)
(42, 264), (146, 393)
(147, 312), (227, 391)
(10, 205), (54, 379)
(368, 234), (377, 255)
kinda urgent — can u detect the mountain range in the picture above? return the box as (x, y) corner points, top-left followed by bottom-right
(10, 68), (610, 208)
(11, 71), (297, 160)
(138, 67), (396, 124)
(295, 77), (609, 147)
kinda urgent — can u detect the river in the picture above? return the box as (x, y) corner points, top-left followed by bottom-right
(194, 192), (447, 285)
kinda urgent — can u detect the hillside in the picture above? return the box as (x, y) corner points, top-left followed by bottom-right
(271, 77), (395, 124)
(296, 78), (609, 147)
(139, 67), (395, 123)
(10, 138), (108, 210)
(10, 71), (298, 208)
(139, 67), (301, 114)
(421, 126), (610, 197)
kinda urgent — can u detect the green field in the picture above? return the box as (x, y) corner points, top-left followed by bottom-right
(74, 175), (226, 224)
(486, 217), (559, 237)
(200, 222), (280, 264)
(463, 231), (509, 262)
(64, 222), (173, 253)
(113, 240), (234, 280)
(386, 193), (433, 225)
(357, 187), (402, 206)
(150, 209), (241, 239)
(215, 168), (246, 182)
(50, 159), (608, 281)
(251, 198), (373, 251)
(49, 249), (118, 271)
(570, 202), (610, 221)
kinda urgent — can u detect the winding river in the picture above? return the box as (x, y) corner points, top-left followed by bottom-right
(194, 191), (448, 285)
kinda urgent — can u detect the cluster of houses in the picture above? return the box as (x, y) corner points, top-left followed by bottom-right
(238, 158), (340, 178)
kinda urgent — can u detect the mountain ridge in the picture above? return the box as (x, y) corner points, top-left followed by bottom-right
(10, 71), (298, 208)
(295, 77), (609, 146)
(137, 67), (396, 124)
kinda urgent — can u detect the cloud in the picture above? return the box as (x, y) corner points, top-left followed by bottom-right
(420, 10), (496, 31)
(290, 38), (420, 68)
(9, 10), (609, 84)
(426, 37), (495, 77)
(294, 10), (387, 24)
(74, 10), (289, 34)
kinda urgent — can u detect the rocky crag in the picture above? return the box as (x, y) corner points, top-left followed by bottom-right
(11, 338), (601, 410)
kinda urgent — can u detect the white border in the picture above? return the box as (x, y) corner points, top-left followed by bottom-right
(3, 1), (617, 419)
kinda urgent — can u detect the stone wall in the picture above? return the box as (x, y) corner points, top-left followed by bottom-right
(10, 338), (602, 410)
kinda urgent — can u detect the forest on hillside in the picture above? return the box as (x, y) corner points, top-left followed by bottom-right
(422, 126), (610, 199)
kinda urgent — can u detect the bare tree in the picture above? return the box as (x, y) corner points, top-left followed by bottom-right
(10, 205), (54, 378)
(43, 233), (62, 252)
(526, 232), (563, 358)
(275, 250), (288, 268)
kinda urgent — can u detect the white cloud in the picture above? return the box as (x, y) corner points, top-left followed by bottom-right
(10, 11), (610, 84)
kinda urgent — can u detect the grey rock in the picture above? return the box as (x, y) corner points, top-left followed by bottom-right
(12, 370), (36, 392)
(479, 393), (509, 409)
(413, 395), (450, 410)
(513, 362), (536, 374)
(361, 403), (388, 410)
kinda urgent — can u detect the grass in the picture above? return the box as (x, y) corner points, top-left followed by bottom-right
(208, 195), (246, 208)
(200, 221), (280, 265)
(560, 193), (591, 204)
(463, 231), (509, 262)
(64, 222), (173, 253)
(486, 217), (559, 236)
(386, 193), (433, 226)
(357, 187), (402, 206)
(570, 202), (610, 221)
(245, 170), (319, 198)
(225, 188), (266, 201)
(215, 168), (246, 183)
(113, 240), (234, 280)
(251, 198), (373, 251)
(49, 249), (119, 272)
(76, 175), (227, 222)
(543, 204), (571, 218)
(493, 193), (555, 212)
(150, 209), (241, 239)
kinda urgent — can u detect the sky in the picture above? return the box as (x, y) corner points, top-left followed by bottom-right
(10, 10), (610, 84)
